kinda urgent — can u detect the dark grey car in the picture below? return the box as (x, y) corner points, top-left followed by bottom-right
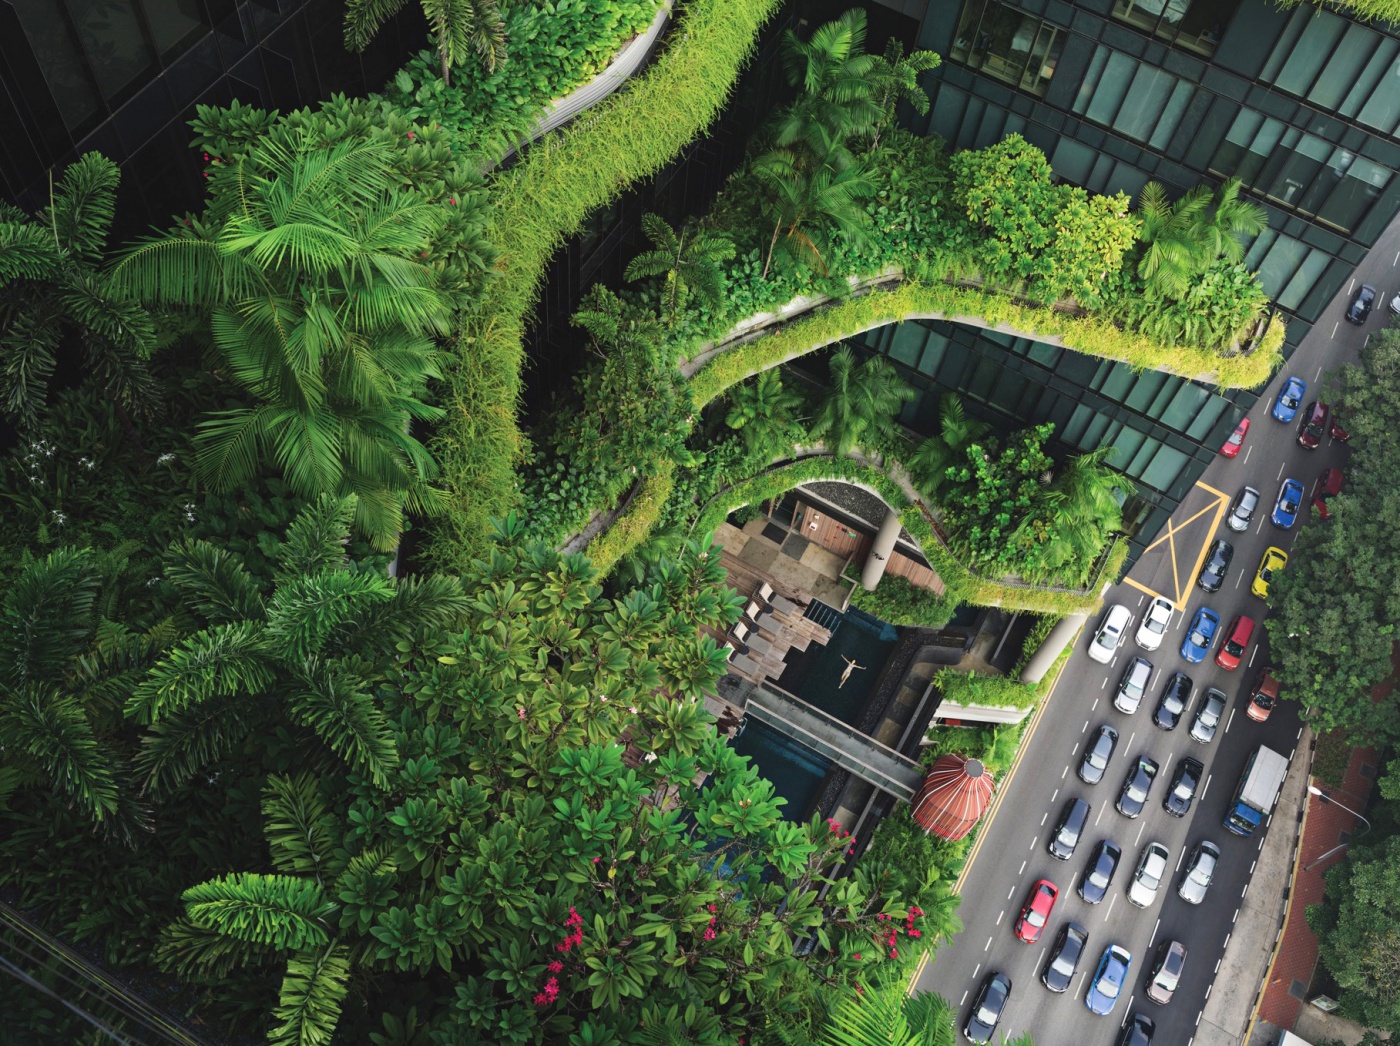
(1116, 757), (1159, 819)
(1153, 671), (1192, 731)
(1078, 840), (1122, 904)
(1049, 797), (1091, 860)
(1079, 724), (1119, 785)
(1042, 922), (1089, 993)
(964, 971), (1011, 1044)
(1163, 756), (1204, 818)
(1197, 539), (1233, 593)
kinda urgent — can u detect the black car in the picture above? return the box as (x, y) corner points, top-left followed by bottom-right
(1346, 283), (1376, 325)
(1197, 539), (1234, 593)
(1152, 671), (1192, 731)
(1116, 756), (1160, 819)
(1078, 840), (1122, 904)
(1163, 756), (1205, 818)
(963, 971), (1011, 1045)
(1078, 724), (1120, 785)
(1042, 922), (1089, 993)
(1118, 1012), (1156, 1046)
(1189, 688), (1227, 744)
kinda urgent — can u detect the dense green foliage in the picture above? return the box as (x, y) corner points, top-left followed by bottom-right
(849, 575), (956, 630)
(1267, 324), (1400, 743)
(346, 0), (509, 84)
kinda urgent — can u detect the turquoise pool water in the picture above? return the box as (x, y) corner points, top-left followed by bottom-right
(729, 715), (833, 823)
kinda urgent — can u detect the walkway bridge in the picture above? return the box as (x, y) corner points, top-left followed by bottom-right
(723, 677), (924, 803)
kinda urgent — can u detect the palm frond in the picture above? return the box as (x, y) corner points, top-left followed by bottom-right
(3, 687), (121, 824)
(126, 621), (276, 725)
(0, 547), (99, 690)
(156, 916), (275, 981)
(164, 538), (266, 624)
(182, 872), (335, 951)
(268, 943), (352, 1046)
(263, 773), (344, 884)
(45, 152), (119, 266)
(276, 495), (357, 582)
(285, 662), (399, 791)
(134, 695), (267, 799)
(0, 222), (61, 282)
(265, 572), (395, 662)
(342, 0), (409, 51)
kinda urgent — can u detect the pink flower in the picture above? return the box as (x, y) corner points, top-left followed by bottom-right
(202, 152), (209, 161)
(593, 856), (601, 864)
(855, 986), (863, 995)
(910, 929), (921, 938)
(547, 961), (563, 973)
(889, 949), (898, 958)
(853, 952), (861, 960)
(449, 197), (457, 205)
(407, 131), (415, 139)
(702, 927), (716, 940)
(516, 707), (526, 719)
(707, 904), (717, 913)
(848, 848), (855, 855)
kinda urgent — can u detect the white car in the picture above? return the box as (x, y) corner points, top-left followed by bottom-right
(1128, 842), (1169, 908)
(1088, 604), (1133, 664)
(1135, 597), (1174, 651)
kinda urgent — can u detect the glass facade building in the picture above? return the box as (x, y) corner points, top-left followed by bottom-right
(873, 0), (1400, 560)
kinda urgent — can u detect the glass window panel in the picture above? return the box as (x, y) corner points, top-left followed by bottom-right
(1277, 247), (1329, 311)
(1175, 0), (1239, 57)
(1061, 404), (1095, 447)
(1081, 413), (1113, 452)
(1185, 397), (1228, 441)
(1124, 371), (1168, 413)
(1150, 80), (1194, 151)
(1146, 376), (1183, 419)
(1116, 64), (1175, 143)
(1051, 138), (1095, 185)
(1024, 24), (1064, 97)
(1159, 383), (1210, 431)
(1026, 341), (1061, 369)
(1357, 52), (1400, 135)
(1254, 233), (1308, 301)
(950, 0), (990, 67)
(66, 0), (154, 101)
(1138, 443), (1191, 492)
(141, 0), (206, 56)
(918, 337), (948, 377)
(888, 324), (927, 367)
(1098, 363), (1137, 402)
(1261, 10), (1308, 82)
(1318, 156), (1390, 233)
(1112, 0), (1160, 35)
(1085, 52), (1137, 127)
(1311, 24), (1378, 112)
(1244, 227), (1277, 270)
(988, 371), (1029, 413)
(1265, 133), (1330, 210)
(1125, 434), (1160, 477)
(1110, 427), (1148, 472)
(1342, 37), (1398, 120)
(10, 0), (102, 129)
(1073, 46), (1110, 117)
(1274, 9), (1344, 97)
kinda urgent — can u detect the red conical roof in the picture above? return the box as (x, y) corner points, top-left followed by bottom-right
(910, 754), (996, 840)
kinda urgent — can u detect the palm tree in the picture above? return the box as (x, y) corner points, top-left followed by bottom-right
(1134, 181), (1211, 298)
(907, 395), (990, 494)
(0, 153), (158, 432)
(1025, 448), (1131, 583)
(344, 0), (508, 85)
(810, 348), (916, 457)
(753, 150), (875, 278)
(624, 213), (735, 320)
(868, 39), (941, 151)
(726, 368), (804, 455)
(108, 137), (453, 549)
(818, 976), (956, 1046)
(1199, 177), (1267, 265)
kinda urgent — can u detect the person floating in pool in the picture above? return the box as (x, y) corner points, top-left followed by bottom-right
(838, 656), (865, 689)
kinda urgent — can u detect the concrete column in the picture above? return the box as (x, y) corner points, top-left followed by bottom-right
(859, 507), (903, 590)
(1020, 613), (1088, 684)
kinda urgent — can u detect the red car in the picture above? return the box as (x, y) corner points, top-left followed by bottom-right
(1330, 407), (1350, 442)
(1220, 418), (1250, 458)
(1215, 615), (1255, 671)
(1312, 467), (1344, 520)
(1014, 879), (1059, 943)
(1298, 401), (1329, 449)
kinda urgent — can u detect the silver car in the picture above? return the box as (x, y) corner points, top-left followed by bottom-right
(1227, 486), (1261, 532)
(1128, 842), (1169, 908)
(1189, 688), (1227, 744)
(1115, 657), (1153, 715)
(1177, 841), (1220, 905)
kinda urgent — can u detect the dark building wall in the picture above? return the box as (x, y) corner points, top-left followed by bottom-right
(0, 0), (422, 238)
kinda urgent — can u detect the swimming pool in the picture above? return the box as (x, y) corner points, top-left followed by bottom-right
(729, 715), (832, 823)
(775, 614), (898, 727)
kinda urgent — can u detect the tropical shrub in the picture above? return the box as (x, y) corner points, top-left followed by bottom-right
(849, 574), (957, 629)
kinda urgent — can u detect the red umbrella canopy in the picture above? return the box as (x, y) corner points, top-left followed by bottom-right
(910, 754), (996, 840)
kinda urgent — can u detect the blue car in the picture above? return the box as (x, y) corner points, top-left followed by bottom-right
(1272, 377), (1307, 423)
(1086, 944), (1131, 1016)
(1180, 607), (1220, 664)
(1272, 478), (1304, 529)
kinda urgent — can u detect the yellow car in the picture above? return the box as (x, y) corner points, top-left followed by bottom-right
(1252, 546), (1288, 599)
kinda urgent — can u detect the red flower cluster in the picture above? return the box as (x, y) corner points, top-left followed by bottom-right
(555, 908), (584, 953)
(865, 907), (924, 962)
(532, 977), (559, 1006)
(699, 904), (719, 941)
(547, 960), (563, 974)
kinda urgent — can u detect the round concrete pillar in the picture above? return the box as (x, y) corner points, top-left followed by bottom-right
(859, 507), (904, 590)
(1019, 613), (1088, 684)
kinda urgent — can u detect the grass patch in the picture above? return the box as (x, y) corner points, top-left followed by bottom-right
(584, 460), (677, 573)
(426, 0), (785, 571)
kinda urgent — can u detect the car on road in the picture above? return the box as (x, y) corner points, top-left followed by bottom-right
(1152, 671), (1192, 731)
(1177, 840), (1221, 905)
(1145, 940), (1188, 1005)
(1180, 607), (1219, 664)
(1248, 668), (1280, 722)
(1115, 656), (1154, 715)
(1078, 840), (1122, 904)
(964, 971), (1011, 1044)
(1271, 478), (1304, 529)
(1014, 879), (1058, 943)
(1086, 945), (1132, 1016)
(1163, 756), (1204, 817)
(1079, 724), (1120, 785)
(1345, 283), (1376, 325)
(1128, 841), (1170, 907)
(1214, 614), (1255, 671)
(1049, 797), (1091, 860)
(1272, 376), (1306, 423)
(1189, 687), (1227, 744)
(1220, 418), (1249, 458)
(1298, 400), (1330, 449)
(1227, 485), (1261, 532)
(1118, 1013), (1156, 1046)
(1196, 539), (1233, 593)
(1330, 406), (1351, 442)
(1116, 757), (1160, 819)
(1313, 467), (1344, 521)
(1252, 546), (1288, 599)
(1089, 604), (1133, 663)
(1042, 922), (1089, 993)
(1135, 596), (1175, 651)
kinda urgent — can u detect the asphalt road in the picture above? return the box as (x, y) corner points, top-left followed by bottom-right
(912, 253), (1400, 1042)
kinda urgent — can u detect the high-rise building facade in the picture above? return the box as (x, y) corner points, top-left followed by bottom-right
(849, 0), (1400, 560)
